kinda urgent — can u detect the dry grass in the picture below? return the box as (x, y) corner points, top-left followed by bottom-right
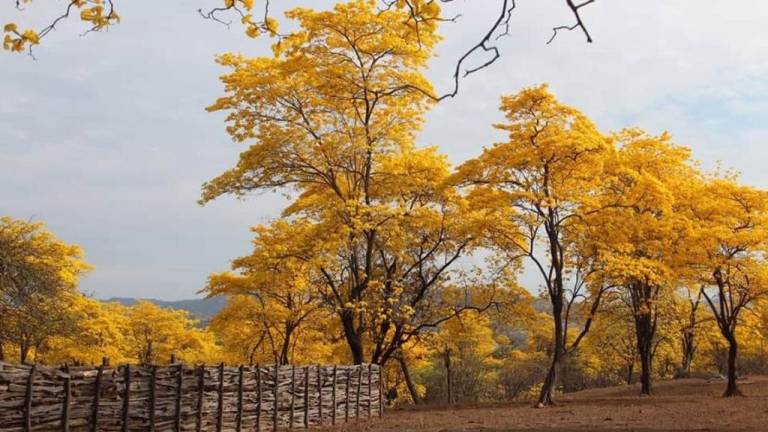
(324, 376), (768, 431)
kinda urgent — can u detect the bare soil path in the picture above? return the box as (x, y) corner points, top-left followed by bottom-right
(323, 377), (768, 431)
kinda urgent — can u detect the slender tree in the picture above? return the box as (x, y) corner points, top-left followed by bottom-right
(455, 85), (614, 406)
(689, 179), (768, 396)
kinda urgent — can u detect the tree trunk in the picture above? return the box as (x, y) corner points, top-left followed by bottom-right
(536, 291), (565, 407)
(278, 326), (294, 365)
(630, 281), (658, 396)
(19, 341), (29, 364)
(626, 362), (634, 385)
(676, 332), (694, 378)
(444, 348), (453, 404)
(639, 348), (652, 395)
(341, 311), (364, 364)
(634, 309), (654, 396)
(723, 335), (742, 397)
(397, 356), (420, 404)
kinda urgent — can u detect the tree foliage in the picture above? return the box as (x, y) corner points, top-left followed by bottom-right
(455, 84), (613, 406)
(0, 217), (91, 363)
(201, 0), (513, 368)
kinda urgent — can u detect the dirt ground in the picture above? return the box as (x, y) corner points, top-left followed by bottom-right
(323, 377), (768, 431)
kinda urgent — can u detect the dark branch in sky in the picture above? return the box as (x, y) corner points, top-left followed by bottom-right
(547, 0), (596, 44)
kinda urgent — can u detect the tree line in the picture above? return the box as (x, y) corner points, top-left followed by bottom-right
(2, 0), (768, 409)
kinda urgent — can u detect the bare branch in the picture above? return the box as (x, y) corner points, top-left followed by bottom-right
(436, 0), (516, 101)
(547, 0), (596, 44)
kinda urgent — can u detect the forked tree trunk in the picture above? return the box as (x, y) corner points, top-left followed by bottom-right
(19, 341), (29, 365)
(537, 303), (564, 407)
(341, 311), (364, 364)
(626, 362), (634, 385)
(278, 325), (294, 365)
(537, 352), (561, 407)
(676, 332), (694, 378)
(723, 335), (742, 397)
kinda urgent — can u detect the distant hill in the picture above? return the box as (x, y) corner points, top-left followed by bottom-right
(105, 296), (227, 322)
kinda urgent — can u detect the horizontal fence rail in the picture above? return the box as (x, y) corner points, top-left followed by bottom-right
(0, 361), (383, 431)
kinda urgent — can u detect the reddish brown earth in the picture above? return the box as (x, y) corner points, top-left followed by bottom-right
(323, 377), (768, 431)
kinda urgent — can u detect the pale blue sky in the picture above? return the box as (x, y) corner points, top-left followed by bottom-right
(1, 0), (767, 299)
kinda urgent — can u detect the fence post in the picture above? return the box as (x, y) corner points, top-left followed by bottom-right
(367, 364), (372, 419)
(256, 364), (262, 432)
(272, 364), (279, 432)
(23, 364), (35, 432)
(62, 364), (71, 432)
(236, 365), (244, 432)
(90, 362), (104, 432)
(345, 368), (351, 423)
(196, 366), (204, 432)
(289, 365), (296, 429)
(331, 365), (337, 426)
(175, 364), (183, 432)
(121, 364), (131, 432)
(303, 366), (309, 429)
(379, 365), (384, 418)
(216, 363), (224, 432)
(316, 365), (323, 426)
(149, 365), (157, 432)
(356, 367), (362, 420)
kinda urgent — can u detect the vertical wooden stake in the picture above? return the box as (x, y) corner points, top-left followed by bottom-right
(149, 365), (157, 432)
(175, 364), (183, 432)
(379, 366), (384, 418)
(196, 366), (204, 432)
(62, 365), (71, 432)
(23, 364), (35, 432)
(316, 365), (323, 426)
(121, 365), (131, 432)
(216, 363), (224, 432)
(303, 367), (309, 429)
(272, 364), (279, 432)
(90, 363), (104, 432)
(356, 367), (362, 420)
(331, 365), (337, 426)
(345, 368), (351, 423)
(367, 364), (372, 419)
(236, 365), (244, 432)
(256, 365), (262, 432)
(289, 365), (296, 429)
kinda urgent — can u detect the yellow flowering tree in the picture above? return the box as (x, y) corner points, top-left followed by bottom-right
(125, 301), (219, 364)
(590, 130), (699, 395)
(202, 0), (504, 368)
(40, 296), (132, 365)
(688, 178), (768, 396)
(454, 84), (614, 406)
(204, 220), (331, 365)
(0, 216), (91, 363)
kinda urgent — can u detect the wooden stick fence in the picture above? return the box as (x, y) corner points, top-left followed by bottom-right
(0, 361), (383, 431)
